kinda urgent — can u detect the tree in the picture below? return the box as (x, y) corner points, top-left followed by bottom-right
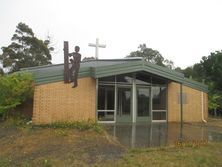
(126, 44), (175, 69)
(201, 51), (222, 91)
(184, 51), (222, 115)
(0, 22), (54, 72)
(181, 66), (193, 79)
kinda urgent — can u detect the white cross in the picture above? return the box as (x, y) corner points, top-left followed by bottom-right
(88, 38), (106, 59)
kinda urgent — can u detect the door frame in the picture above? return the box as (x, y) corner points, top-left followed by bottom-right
(116, 85), (133, 123)
(136, 86), (152, 122)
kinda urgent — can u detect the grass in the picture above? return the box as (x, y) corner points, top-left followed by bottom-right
(38, 120), (104, 133)
(207, 117), (222, 128)
(0, 116), (222, 166)
(103, 142), (222, 167)
(1, 141), (222, 166)
(1, 115), (104, 133)
(0, 114), (29, 126)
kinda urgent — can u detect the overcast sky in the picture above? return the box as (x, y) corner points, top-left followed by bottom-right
(1, 0), (222, 68)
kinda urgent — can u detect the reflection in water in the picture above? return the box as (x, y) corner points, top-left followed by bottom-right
(107, 123), (222, 148)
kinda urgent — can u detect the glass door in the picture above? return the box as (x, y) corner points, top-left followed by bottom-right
(152, 87), (167, 122)
(116, 87), (132, 123)
(136, 87), (151, 122)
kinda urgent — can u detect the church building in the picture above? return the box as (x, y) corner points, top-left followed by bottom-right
(23, 57), (208, 124)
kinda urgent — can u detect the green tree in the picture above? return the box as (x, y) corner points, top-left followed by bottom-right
(189, 51), (222, 113)
(0, 22), (54, 72)
(201, 51), (222, 91)
(126, 44), (175, 69)
(181, 64), (205, 82)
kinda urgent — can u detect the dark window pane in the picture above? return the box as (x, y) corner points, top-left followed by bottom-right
(137, 88), (150, 116)
(99, 76), (115, 82)
(116, 74), (133, 83)
(152, 87), (166, 110)
(152, 112), (166, 120)
(107, 89), (114, 110)
(118, 88), (131, 115)
(135, 73), (151, 85)
(98, 87), (105, 110)
(152, 76), (167, 85)
(98, 86), (114, 110)
(98, 111), (114, 121)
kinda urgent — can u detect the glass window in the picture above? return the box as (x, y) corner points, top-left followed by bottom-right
(135, 73), (151, 85)
(152, 87), (167, 110)
(152, 76), (167, 85)
(98, 111), (114, 121)
(98, 85), (114, 110)
(137, 88), (150, 116)
(117, 88), (131, 115)
(152, 112), (166, 120)
(99, 76), (115, 82)
(116, 73), (133, 84)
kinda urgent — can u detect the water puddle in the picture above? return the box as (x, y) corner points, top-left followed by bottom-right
(106, 123), (222, 148)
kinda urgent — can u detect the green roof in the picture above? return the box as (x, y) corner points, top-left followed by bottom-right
(21, 58), (208, 93)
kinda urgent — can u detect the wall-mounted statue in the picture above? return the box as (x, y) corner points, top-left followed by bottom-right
(63, 41), (81, 88)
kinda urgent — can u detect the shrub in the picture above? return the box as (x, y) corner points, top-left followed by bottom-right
(0, 73), (33, 119)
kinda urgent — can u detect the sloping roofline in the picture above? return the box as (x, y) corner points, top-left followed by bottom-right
(21, 58), (208, 92)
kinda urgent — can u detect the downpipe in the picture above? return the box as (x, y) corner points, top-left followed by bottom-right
(201, 91), (207, 123)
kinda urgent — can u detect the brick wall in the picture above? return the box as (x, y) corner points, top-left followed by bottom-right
(32, 77), (96, 124)
(168, 82), (208, 122)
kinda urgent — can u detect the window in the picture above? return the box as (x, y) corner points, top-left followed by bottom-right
(137, 88), (150, 117)
(98, 76), (115, 83)
(152, 76), (167, 85)
(152, 112), (166, 120)
(97, 85), (115, 122)
(152, 87), (166, 110)
(135, 72), (151, 85)
(116, 73), (133, 84)
(152, 87), (167, 121)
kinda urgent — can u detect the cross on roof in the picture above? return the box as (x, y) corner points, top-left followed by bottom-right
(88, 38), (106, 59)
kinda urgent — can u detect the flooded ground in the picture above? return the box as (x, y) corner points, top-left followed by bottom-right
(1, 120), (222, 166)
(106, 123), (222, 148)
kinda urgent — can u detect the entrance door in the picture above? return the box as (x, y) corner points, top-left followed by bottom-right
(116, 87), (132, 123)
(137, 87), (151, 122)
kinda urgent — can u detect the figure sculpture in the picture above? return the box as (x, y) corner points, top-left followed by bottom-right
(63, 41), (81, 88)
(69, 46), (81, 87)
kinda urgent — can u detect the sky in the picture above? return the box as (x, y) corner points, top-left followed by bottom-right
(1, 0), (222, 69)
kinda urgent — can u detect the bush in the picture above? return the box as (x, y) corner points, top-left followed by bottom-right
(0, 73), (33, 119)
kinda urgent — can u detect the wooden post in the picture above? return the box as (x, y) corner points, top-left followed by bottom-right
(64, 41), (69, 83)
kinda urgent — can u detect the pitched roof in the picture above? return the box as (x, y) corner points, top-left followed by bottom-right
(21, 58), (208, 92)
